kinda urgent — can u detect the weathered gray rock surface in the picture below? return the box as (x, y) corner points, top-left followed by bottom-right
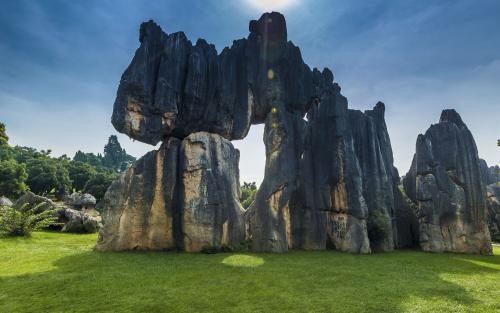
(99, 12), (488, 254)
(13, 191), (57, 212)
(0, 196), (13, 207)
(97, 132), (244, 251)
(58, 208), (101, 233)
(13, 191), (101, 233)
(97, 137), (182, 251)
(404, 110), (492, 254)
(64, 192), (97, 209)
(486, 184), (500, 242)
(180, 132), (245, 252)
(112, 12), (315, 145)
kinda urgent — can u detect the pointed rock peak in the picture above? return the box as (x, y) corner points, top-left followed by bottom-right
(363, 101), (385, 119)
(249, 12), (287, 42)
(375, 101), (385, 111)
(139, 20), (163, 43)
(440, 109), (466, 128)
(322, 68), (334, 84)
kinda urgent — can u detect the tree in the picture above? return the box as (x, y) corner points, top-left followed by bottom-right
(68, 161), (97, 192)
(25, 158), (71, 199)
(54, 164), (72, 199)
(0, 122), (8, 144)
(73, 151), (103, 167)
(0, 159), (28, 198)
(12, 146), (45, 163)
(83, 170), (117, 202)
(0, 143), (14, 160)
(367, 210), (391, 246)
(102, 135), (135, 171)
(240, 182), (257, 209)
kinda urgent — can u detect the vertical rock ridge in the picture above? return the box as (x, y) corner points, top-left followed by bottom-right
(404, 110), (492, 255)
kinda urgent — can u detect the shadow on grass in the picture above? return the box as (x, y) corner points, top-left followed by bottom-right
(0, 249), (499, 313)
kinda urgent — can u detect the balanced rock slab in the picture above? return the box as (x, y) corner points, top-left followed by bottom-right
(112, 13), (324, 145)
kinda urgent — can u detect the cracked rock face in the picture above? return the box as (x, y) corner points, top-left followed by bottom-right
(288, 84), (371, 253)
(112, 12), (316, 145)
(99, 12), (488, 254)
(245, 103), (306, 252)
(96, 137), (181, 251)
(404, 110), (492, 254)
(180, 132), (245, 252)
(96, 133), (244, 252)
(486, 184), (500, 241)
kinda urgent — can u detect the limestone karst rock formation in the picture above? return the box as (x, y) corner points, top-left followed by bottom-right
(479, 159), (500, 242)
(97, 12), (487, 254)
(403, 110), (492, 254)
(97, 133), (244, 251)
(485, 184), (500, 242)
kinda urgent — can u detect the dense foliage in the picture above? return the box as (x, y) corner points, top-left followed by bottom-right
(0, 159), (28, 199)
(0, 203), (57, 237)
(0, 122), (8, 144)
(367, 210), (391, 246)
(0, 123), (134, 201)
(83, 170), (117, 201)
(240, 182), (257, 209)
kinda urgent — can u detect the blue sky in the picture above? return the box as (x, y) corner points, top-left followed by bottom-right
(1, 0), (499, 184)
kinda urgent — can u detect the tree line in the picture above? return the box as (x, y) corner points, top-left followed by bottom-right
(0, 122), (135, 202)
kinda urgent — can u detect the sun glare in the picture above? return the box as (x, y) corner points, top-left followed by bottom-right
(245, 0), (298, 11)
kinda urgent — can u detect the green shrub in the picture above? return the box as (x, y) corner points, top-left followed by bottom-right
(0, 203), (58, 237)
(367, 210), (391, 245)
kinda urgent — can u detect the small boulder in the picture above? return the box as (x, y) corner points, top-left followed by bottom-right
(0, 196), (13, 207)
(64, 192), (97, 209)
(58, 208), (101, 233)
(13, 191), (57, 212)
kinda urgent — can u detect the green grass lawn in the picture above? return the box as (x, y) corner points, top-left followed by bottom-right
(0, 232), (499, 313)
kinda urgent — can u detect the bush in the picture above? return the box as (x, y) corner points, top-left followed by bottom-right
(0, 203), (58, 237)
(240, 182), (257, 209)
(367, 210), (391, 245)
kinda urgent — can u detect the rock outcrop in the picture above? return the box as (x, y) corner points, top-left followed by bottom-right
(486, 184), (500, 242)
(96, 132), (244, 251)
(97, 138), (181, 251)
(403, 110), (492, 254)
(180, 132), (245, 252)
(13, 191), (101, 233)
(58, 208), (101, 233)
(13, 191), (57, 212)
(112, 13), (315, 145)
(99, 12), (487, 254)
(490, 166), (500, 183)
(480, 160), (500, 186)
(64, 193), (97, 210)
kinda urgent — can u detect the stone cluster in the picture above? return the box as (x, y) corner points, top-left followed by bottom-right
(13, 191), (101, 233)
(97, 12), (491, 254)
